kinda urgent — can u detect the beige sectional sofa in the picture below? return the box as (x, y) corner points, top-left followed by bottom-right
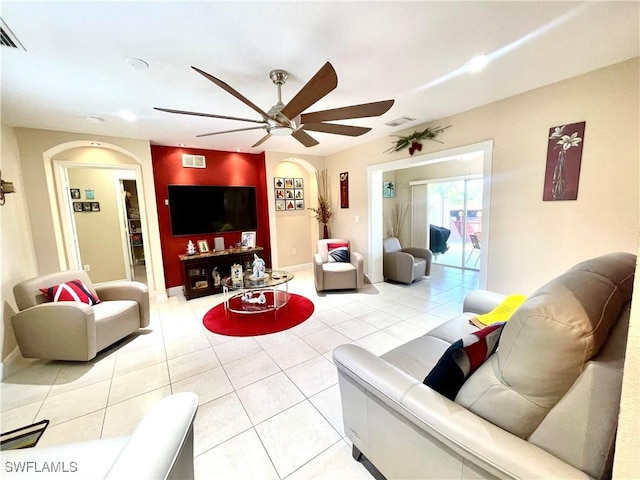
(334, 252), (635, 479)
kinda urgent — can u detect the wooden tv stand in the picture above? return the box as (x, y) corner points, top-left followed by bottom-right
(179, 247), (264, 300)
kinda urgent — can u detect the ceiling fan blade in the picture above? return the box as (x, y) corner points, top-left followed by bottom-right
(154, 107), (266, 125)
(280, 62), (338, 122)
(191, 66), (272, 120)
(252, 134), (272, 148)
(300, 99), (394, 124)
(292, 129), (319, 148)
(196, 126), (267, 138)
(302, 123), (371, 137)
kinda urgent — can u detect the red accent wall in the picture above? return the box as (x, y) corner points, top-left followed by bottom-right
(151, 145), (271, 288)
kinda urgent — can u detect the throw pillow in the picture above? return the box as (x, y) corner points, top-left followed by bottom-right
(327, 242), (350, 263)
(468, 294), (526, 328)
(424, 322), (505, 400)
(40, 279), (101, 306)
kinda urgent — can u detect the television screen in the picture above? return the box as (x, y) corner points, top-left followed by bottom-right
(168, 185), (258, 236)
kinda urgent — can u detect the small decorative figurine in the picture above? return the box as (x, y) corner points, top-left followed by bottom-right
(231, 263), (244, 288)
(252, 254), (266, 278)
(187, 240), (197, 256)
(241, 291), (267, 304)
(212, 267), (221, 287)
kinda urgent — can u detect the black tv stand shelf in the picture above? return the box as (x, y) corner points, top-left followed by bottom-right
(179, 247), (264, 300)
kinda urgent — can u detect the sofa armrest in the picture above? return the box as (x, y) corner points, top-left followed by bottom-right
(463, 289), (507, 315)
(313, 253), (324, 291)
(402, 247), (432, 262)
(333, 344), (587, 480)
(105, 392), (199, 480)
(351, 252), (364, 289)
(383, 251), (415, 282)
(95, 281), (149, 327)
(11, 303), (97, 361)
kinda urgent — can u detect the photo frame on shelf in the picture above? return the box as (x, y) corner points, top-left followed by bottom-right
(214, 237), (225, 251)
(197, 239), (210, 253)
(70, 188), (81, 199)
(231, 263), (244, 288)
(241, 231), (256, 248)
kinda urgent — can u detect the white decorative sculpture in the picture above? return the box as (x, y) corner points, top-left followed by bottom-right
(212, 267), (221, 287)
(187, 240), (197, 256)
(241, 291), (267, 305)
(252, 254), (266, 278)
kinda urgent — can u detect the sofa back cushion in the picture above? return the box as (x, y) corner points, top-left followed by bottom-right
(14, 270), (97, 311)
(455, 252), (635, 439)
(383, 237), (402, 254)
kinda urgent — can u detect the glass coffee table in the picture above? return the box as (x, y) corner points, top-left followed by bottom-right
(222, 271), (294, 314)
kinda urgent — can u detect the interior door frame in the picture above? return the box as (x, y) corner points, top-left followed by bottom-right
(368, 140), (493, 288)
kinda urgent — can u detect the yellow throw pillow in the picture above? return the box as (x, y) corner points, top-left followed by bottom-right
(469, 294), (526, 328)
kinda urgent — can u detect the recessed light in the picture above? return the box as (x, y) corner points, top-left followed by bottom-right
(125, 57), (149, 70)
(85, 116), (104, 124)
(236, 148), (241, 152)
(466, 54), (489, 73)
(118, 110), (138, 122)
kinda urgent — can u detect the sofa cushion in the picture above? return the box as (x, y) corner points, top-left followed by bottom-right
(328, 242), (350, 262)
(456, 252), (636, 439)
(423, 322), (505, 400)
(40, 279), (101, 306)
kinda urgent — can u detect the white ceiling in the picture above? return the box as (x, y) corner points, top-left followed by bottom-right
(1, 1), (638, 157)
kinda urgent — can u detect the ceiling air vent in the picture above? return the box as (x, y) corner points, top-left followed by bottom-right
(0, 18), (26, 51)
(182, 154), (206, 169)
(385, 116), (416, 127)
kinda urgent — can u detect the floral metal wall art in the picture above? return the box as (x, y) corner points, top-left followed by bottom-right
(543, 122), (585, 201)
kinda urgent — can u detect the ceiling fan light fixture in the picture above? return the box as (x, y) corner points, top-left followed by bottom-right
(269, 125), (295, 137)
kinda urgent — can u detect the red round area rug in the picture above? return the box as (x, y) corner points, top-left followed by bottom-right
(203, 293), (315, 337)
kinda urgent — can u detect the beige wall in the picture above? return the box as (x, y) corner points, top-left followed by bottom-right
(0, 123), (39, 371)
(67, 167), (127, 283)
(326, 58), (639, 294)
(12, 129), (166, 301)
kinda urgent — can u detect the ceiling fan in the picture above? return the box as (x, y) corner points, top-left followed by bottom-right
(155, 62), (394, 148)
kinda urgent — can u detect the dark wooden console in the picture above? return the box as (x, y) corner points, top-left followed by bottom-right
(179, 247), (264, 300)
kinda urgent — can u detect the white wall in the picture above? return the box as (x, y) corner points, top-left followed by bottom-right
(326, 58), (639, 294)
(0, 123), (39, 374)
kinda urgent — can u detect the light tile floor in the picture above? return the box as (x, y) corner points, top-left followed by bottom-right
(0, 265), (478, 479)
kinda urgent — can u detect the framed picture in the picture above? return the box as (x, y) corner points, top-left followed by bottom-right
(275, 200), (286, 211)
(82, 202), (92, 211)
(294, 178), (303, 188)
(70, 188), (81, 199)
(295, 200), (304, 210)
(73, 202), (83, 212)
(275, 189), (285, 199)
(85, 189), (95, 200)
(284, 178), (294, 189)
(274, 177), (284, 189)
(197, 239), (209, 253)
(294, 189), (303, 199)
(241, 231), (256, 248)
(231, 263), (244, 288)
(91, 202), (100, 212)
(340, 172), (349, 208)
(543, 121), (585, 201)
(383, 181), (396, 198)
(286, 200), (295, 210)
(285, 189), (294, 199)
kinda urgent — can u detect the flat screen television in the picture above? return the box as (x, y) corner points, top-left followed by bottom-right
(168, 185), (258, 236)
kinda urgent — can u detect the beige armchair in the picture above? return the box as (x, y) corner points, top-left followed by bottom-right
(383, 237), (432, 284)
(12, 270), (150, 361)
(314, 239), (364, 291)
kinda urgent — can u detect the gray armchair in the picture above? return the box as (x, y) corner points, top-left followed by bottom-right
(314, 239), (364, 291)
(12, 270), (149, 361)
(383, 237), (432, 284)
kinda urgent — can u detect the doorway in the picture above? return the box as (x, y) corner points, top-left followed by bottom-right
(121, 179), (147, 284)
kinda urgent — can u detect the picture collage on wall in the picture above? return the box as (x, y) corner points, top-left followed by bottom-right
(274, 177), (304, 211)
(70, 188), (100, 212)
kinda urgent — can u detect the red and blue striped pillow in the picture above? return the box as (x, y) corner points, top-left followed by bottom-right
(40, 279), (101, 306)
(327, 242), (350, 263)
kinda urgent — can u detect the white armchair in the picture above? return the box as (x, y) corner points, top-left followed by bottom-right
(1, 392), (199, 479)
(12, 270), (149, 361)
(314, 239), (364, 291)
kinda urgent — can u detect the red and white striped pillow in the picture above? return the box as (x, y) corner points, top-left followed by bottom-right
(40, 279), (101, 306)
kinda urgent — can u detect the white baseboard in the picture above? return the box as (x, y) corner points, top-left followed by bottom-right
(281, 262), (312, 272)
(167, 286), (184, 298)
(154, 292), (169, 303)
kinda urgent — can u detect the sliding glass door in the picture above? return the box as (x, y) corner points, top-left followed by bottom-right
(420, 177), (483, 269)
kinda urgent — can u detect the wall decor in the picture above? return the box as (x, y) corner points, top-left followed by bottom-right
(197, 239), (210, 253)
(91, 202), (100, 212)
(274, 177), (304, 212)
(383, 181), (396, 198)
(82, 202), (92, 211)
(70, 188), (81, 199)
(385, 124), (451, 154)
(241, 231), (256, 248)
(85, 189), (95, 200)
(340, 172), (349, 208)
(543, 121), (585, 201)
(73, 202), (83, 212)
